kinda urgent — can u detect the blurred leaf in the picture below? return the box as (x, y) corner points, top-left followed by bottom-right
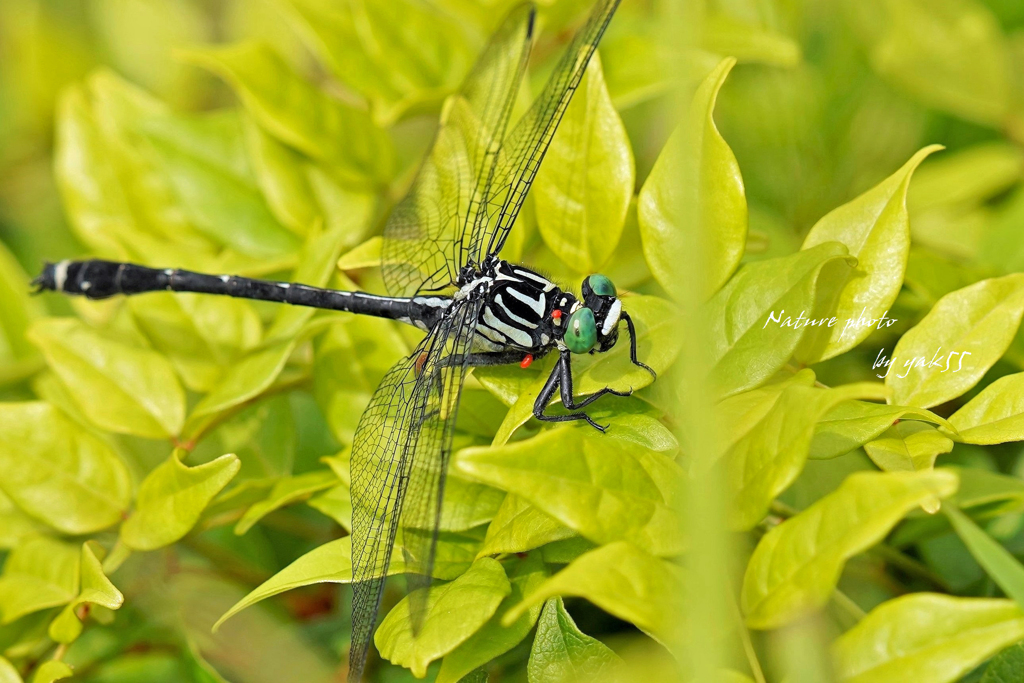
(833, 594), (1024, 683)
(28, 661), (72, 683)
(903, 246), (992, 306)
(639, 57), (746, 300)
(181, 41), (394, 184)
(535, 53), (634, 273)
(375, 557), (511, 678)
(234, 469), (337, 534)
(0, 490), (44, 551)
(54, 85), (135, 257)
(456, 418), (683, 556)
(121, 450), (241, 551)
(908, 142), (1023, 213)
(526, 597), (623, 683)
(129, 292), (262, 393)
(337, 236), (383, 271)
(868, 0), (1012, 127)
(949, 372), (1024, 444)
(946, 504), (1024, 610)
(0, 240), (44, 378)
(725, 382), (889, 530)
(797, 146), (940, 363)
(277, 0), (477, 125)
(864, 422), (955, 473)
(706, 242), (853, 397)
(141, 110), (301, 259)
(0, 657), (20, 683)
(242, 113), (318, 236)
(307, 484), (351, 530)
(0, 402), (130, 534)
(716, 369), (817, 452)
(478, 494), (575, 557)
(0, 537), (78, 624)
(504, 541), (683, 643)
(489, 296), (681, 444)
(47, 543), (123, 644)
(702, 15), (801, 68)
(742, 469), (959, 629)
(437, 555), (548, 683)
(810, 401), (953, 460)
(28, 317), (186, 438)
(983, 641), (1024, 683)
(980, 188), (1024, 275)
(886, 274), (1024, 408)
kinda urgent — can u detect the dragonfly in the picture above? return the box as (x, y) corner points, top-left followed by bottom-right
(33, 0), (653, 678)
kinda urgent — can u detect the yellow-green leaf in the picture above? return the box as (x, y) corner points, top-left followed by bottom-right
(0, 657), (21, 683)
(886, 274), (1024, 408)
(535, 53), (634, 274)
(810, 401), (953, 460)
(868, 0), (1012, 127)
(28, 318), (186, 439)
(833, 594), (1024, 683)
(141, 110), (301, 259)
(725, 383), (889, 530)
(181, 41), (393, 184)
(48, 543), (123, 644)
(234, 470), (337, 534)
(129, 292), (262, 393)
(504, 542), (683, 643)
(277, 0), (477, 125)
(527, 597), (623, 683)
(638, 57), (746, 300)
(478, 494), (575, 558)
(864, 422), (954, 473)
(0, 402), (130, 535)
(797, 146), (941, 363)
(455, 419), (683, 556)
(0, 537), (79, 624)
(121, 450), (241, 551)
(242, 113), (318, 236)
(375, 557), (511, 678)
(437, 555), (548, 683)
(742, 469), (959, 629)
(949, 372), (1024, 444)
(29, 662), (72, 683)
(706, 241), (854, 397)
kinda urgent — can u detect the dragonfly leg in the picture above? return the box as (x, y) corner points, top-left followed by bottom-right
(622, 311), (656, 379)
(533, 352), (629, 432)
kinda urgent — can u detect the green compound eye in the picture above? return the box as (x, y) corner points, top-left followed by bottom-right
(564, 308), (597, 354)
(587, 273), (616, 298)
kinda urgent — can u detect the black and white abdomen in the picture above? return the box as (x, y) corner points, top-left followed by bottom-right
(473, 261), (558, 352)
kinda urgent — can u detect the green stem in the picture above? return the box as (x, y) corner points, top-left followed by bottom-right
(870, 543), (950, 591)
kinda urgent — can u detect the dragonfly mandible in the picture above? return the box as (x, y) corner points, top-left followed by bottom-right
(32, 0), (652, 678)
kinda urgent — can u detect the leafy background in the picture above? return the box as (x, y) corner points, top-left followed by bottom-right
(3, 0), (1024, 682)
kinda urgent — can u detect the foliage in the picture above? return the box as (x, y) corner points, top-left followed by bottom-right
(2, 0), (1024, 682)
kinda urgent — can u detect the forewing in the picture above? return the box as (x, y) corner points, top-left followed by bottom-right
(471, 0), (621, 261)
(382, 4), (535, 296)
(347, 298), (481, 681)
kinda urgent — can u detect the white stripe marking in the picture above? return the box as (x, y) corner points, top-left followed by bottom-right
(602, 299), (622, 336)
(494, 294), (534, 328)
(483, 307), (532, 346)
(54, 260), (70, 292)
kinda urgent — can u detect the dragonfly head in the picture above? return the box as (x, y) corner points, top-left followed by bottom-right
(563, 274), (622, 354)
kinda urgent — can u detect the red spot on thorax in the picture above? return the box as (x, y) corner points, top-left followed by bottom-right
(551, 309), (562, 319)
(520, 354), (534, 369)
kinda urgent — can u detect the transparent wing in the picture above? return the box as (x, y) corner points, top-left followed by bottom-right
(470, 0), (621, 262)
(348, 298), (481, 681)
(382, 4), (535, 296)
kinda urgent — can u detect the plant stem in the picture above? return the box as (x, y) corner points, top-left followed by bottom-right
(728, 591), (767, 683)
(832, 589), (866, 622)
